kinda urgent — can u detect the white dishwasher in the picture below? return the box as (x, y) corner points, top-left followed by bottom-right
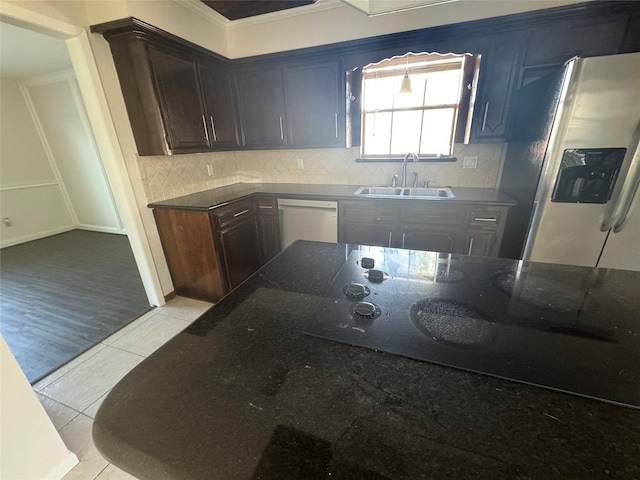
(277, 198), (338, 250)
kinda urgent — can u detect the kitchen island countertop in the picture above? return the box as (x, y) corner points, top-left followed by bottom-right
(147, 183), (516, 210)
(93, 241), (640, 479)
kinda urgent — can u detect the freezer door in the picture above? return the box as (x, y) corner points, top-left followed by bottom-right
(524, 52), (640, 267)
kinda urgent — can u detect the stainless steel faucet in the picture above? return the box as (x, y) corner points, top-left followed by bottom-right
(401, 152), (419, 187)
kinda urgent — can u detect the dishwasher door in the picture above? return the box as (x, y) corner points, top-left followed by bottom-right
(278, 199), (338, 250)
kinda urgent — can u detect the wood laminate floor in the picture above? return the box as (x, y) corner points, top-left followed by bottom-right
(0, 230), (152, 383)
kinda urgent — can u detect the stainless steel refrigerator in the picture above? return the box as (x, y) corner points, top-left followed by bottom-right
(498, 52), (640, 271)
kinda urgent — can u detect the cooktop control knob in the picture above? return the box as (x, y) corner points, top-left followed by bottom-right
(351, 301), (381, 320)
(367, 269), (385, 282)
(361, 257), (375, 269)
(343, 283), (371, 299)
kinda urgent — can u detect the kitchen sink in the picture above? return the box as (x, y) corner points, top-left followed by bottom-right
(402, 187), (455, 199)
(353, 186), (404, 196)
(354, 186), (455, 199)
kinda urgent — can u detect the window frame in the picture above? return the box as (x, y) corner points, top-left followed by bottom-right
(353, 52), (480, 162)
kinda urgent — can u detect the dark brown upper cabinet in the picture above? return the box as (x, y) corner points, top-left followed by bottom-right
(91, 18), (238, 156)
(468, 34), (525, 143)
(284, 60), (343, 148)
(234, 59), (344, 149)
(234, 66), (288, 148)
(199, 62), (240, 149)
(147, 46), (212, 153)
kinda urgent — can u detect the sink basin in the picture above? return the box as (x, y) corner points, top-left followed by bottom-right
(353, 186), (403, 196)
(353, 186), (455, 199)
(402, 187), (455, 199)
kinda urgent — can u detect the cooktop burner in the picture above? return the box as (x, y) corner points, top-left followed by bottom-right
(304, 247), (640, 409)
(410, 298), (491, 347)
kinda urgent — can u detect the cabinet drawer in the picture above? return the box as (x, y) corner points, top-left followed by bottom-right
(401, 204), (467, 226)
(255, 196), (278, 216)
(340, 201), (399, 223)
(211, 199), (256, 228)
(468, 207), (505, 228)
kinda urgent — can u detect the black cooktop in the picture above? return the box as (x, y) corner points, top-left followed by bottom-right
(304, 247), (640, 409)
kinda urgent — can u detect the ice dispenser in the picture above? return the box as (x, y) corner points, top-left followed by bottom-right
(551, 148), (626, 203)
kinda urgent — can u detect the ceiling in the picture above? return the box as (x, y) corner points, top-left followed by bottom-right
(201, 0), (317, 21)
(0, 22), (72, 80)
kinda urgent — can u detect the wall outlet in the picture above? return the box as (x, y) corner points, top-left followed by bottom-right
(463, 156), (478, 169)
(296, 158), (304, 170)
(206, 164), (214, 176)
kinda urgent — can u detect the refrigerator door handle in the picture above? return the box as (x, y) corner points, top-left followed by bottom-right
(601, 121), (640, 232)
(613, 178), (639, 232)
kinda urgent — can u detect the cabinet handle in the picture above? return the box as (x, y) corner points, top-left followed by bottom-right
(474, 217), (497, 222)
(388, 232), (392, 248)
(279, 116), (284, 140)
(335, 113), (339, 138)
(202, 115), (210, 144)
(259, 205), (273, 209)
(468, 237), (474, 255)
(481, 102), (490, 132)
(233, 209), (250, 217)
(402, 233), (406, 249)
(209, 116), (217, 142)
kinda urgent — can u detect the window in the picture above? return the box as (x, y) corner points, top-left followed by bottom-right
(360, 52), (476, 159)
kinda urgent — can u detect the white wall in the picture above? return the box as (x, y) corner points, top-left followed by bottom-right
(0, 335), (78, 480)
(0, 76), (74, 246)
(23, 70), (123, 234)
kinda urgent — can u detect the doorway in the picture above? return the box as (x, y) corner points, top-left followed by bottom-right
(0, 20), (151, 382)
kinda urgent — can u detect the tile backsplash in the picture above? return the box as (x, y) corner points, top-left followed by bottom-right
(139, 143), (506, 202)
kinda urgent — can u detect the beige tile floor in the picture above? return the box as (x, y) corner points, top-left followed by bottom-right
(33, 296), (213, 480)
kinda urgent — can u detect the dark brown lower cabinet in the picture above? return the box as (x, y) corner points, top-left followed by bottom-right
(339, 200), (508, 257)
(216, 216), (262, 290)
(153, 195), (281, 302)
(255, 196), (281, 264)
(402, 227), (465, 253)
(465, 229), (499, 257)
(153, 208), (226, 302)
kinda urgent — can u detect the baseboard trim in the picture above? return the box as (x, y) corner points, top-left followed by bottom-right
(43, 451), (79, 480)
(0, 226), (75, 249)
(76, 224), (126, 235)
(164, 290), (177, 303)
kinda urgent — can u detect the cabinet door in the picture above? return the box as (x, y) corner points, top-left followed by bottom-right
(199, 63), (239, 149)
(284, 60), (343, 148)
(255, 197), (281, 263)
(342, 222), (397, 248)
(235, 67), (287, 148)
(148, 46), (211, 152)
(218, 217), (263, 290)
(470, 35), (524, 142)
(402, 227), (465, 254)
(465, 229), (498, 257)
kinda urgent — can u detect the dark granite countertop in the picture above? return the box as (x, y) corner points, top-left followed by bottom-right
(93, 242), (640, 480)
(147, 183), (516, 211)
